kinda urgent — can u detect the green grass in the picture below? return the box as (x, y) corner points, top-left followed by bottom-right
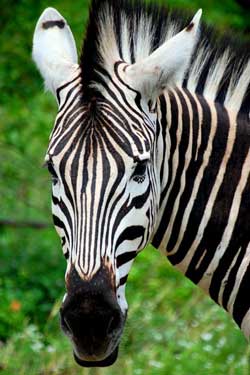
(1, 0), (250, 373)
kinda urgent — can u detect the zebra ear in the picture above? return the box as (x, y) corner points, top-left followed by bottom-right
(32, 8), (78, 97)
(125, 9), (202, 101)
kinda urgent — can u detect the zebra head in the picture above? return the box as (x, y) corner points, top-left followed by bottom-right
(33, 2), (201, 367)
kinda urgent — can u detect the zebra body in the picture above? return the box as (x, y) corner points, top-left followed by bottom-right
(153, 89), (250, 338)
(33, 0), (250, 366)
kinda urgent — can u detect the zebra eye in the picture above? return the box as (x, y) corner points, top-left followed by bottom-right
(47, 162), (58, 185)
(132, 161), (147, 183)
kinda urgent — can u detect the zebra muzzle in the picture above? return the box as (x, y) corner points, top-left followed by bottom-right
(59, 265), (125, 366)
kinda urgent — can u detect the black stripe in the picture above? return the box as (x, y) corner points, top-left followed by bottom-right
(222, 245), (247, 310)
(233, 262), (250, 327)
(56, 74), (81, 104)
(42, 20), (65, 29)
(117, 251), (137, 268)
(116, 226), (145, 249)
(159, 94), (167, 185)
(169, 102), (228, 267)
(119, 275), (128, 286)
(152, 91), (179, 248)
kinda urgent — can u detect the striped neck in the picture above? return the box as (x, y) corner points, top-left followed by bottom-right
(152, 87), (250, 338)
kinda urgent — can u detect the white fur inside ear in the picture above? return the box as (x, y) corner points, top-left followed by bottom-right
(125, 9), (202, 101)
(32, 7), (78, 95)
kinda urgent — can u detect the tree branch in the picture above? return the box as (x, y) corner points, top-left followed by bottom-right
(0, 219), (51, 229)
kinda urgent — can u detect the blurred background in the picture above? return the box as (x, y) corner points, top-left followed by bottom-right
(0, 0), (250, 374)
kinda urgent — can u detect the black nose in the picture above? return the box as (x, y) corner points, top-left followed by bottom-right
(60, 265), (124, 362)
(60, 294), (122, 356)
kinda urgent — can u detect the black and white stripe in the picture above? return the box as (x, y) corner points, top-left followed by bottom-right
(152, 88), (250, 336)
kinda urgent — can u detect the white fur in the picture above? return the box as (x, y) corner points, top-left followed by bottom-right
(186, 44), (211, 93)
(32, 7), (78, 97)
(124, 10), (202, 100)
(203, 50), (231, 101)
(225, 60), (250, 113)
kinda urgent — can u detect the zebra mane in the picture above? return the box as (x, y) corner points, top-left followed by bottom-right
(80, 0), (250, 116)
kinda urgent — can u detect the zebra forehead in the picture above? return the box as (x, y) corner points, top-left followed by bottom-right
(48, 98), (152, 160)
(47, 128), (149, 169)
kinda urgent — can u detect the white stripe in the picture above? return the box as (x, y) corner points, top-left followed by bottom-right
(198, 148), (250, 293)
(176, 109), (237, 275)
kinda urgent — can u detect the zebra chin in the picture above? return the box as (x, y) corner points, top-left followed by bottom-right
(73, 346), (119, 367)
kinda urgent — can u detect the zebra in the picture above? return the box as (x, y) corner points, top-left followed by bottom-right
(32, 0), (250, 367)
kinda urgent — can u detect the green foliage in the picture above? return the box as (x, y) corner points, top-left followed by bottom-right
(0, 227), (63, 338)
(1, 0), (250, 373)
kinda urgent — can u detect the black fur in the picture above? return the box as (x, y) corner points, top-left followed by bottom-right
(42, 20), (65, 29)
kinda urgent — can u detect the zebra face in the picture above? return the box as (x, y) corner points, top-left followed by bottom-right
(33, 4), (201, 367)
(44, 91), (160, 366)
